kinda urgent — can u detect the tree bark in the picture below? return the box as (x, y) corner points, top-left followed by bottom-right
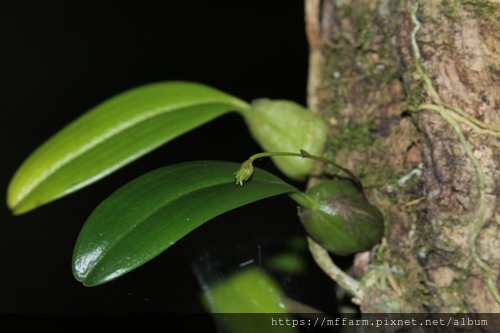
(305, 0), (500, 319)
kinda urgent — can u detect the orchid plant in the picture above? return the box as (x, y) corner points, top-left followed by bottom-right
(7, 81), (383, 324)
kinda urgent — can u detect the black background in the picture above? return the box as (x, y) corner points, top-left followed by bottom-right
(1, 0), (342, 318)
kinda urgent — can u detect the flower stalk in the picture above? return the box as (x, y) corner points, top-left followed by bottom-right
(233, 149), (359, 187)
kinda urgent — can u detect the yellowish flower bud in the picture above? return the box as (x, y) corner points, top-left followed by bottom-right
(233, 159), (254, 186)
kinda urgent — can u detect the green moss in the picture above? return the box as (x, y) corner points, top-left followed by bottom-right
(339, 2), (353, 17)
(325, 119), (407, 186)
(326, 1), (397, 87)
(334, 122), (377, 150)
(403, 65), (426, 108)
(472, 0), (496, 17)
(441, 0), (456, 17)
(380, 210), (397, 234)
(441, 0), (498, 19)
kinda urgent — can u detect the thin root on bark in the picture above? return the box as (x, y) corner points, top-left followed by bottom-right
(405, 3), (500, 305)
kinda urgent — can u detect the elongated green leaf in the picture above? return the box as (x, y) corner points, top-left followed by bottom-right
(8, 81), (250, 215)
(73, 161), (298, 286)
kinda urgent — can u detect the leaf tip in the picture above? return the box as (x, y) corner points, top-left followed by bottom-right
(7, 199), (33, 216)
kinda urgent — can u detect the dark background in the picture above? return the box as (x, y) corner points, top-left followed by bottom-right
(1, 1), (342, 318)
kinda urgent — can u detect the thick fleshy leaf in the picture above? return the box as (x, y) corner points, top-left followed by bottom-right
(7, 81), (250, 215)
(201, 267), (297, 333)
(73, 161), (299, 286)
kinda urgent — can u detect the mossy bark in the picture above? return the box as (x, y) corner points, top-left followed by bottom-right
(305, 0), (500, 318)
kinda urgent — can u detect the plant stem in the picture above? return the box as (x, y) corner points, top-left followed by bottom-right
(249, 149), (360, 185)
(235, 149), (362, 209)
(307, 236), (362, 305)
(247, 151), (303, 162)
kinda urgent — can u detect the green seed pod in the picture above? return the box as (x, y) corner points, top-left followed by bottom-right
(298, 179), (384, 256)
(243, 99), (328, 181)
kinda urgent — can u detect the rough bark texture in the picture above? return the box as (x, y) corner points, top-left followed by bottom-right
(305, 0), (500, 320)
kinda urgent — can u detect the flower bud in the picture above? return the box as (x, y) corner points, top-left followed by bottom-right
(243, 99), (328, 181)
(233, 159), (254, 186)
(298, 179), (384, 256)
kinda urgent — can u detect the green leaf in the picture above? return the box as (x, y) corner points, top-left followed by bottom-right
(73, 161), (299, 286)
(7, 81), (250, 215)
(201, 266), (290, 313)
(244, 99), (328, 181)
(201, 266), (298, 333)
(267, 252), (308, 275)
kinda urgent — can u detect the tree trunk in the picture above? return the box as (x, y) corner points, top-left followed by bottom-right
(305, 0), (500, 319)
